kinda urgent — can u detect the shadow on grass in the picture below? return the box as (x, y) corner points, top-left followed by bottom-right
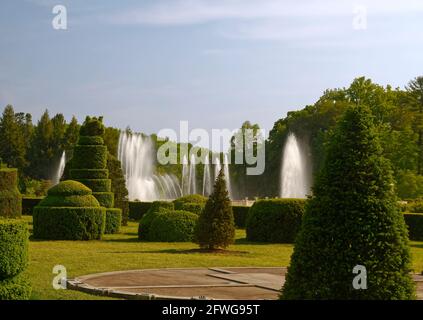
(142, 248), (249, 255)
(410, 243), (423, 249)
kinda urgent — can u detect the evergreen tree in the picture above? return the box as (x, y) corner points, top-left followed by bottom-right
(281, 105), (415, 300)
(195, 169), (235, 250)
(107, 153), (129, 225)
(0, 105), (27, 170)
(62, 116), (79, 152)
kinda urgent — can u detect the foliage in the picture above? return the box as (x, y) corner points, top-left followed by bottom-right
(404, 213), (423, 241)
(22, 197), (43, 216)
(75, 179), (111, 192)
(173, 194), (208, 209)
(69, 169), (109, 179)
(281, 105), (415, 300)
(107, 154), (129, 225)
(71, 145), (108, 169)
(179, 202), (204, 215)
(79, 116), (105, 137)
(0, 168), (22, 218)
(0, 274), (32, 300)
(407, 199), (423, 213)
(195, 169), (235, 250)
(47, 180), (91, 196)
(105, 208), (122, 234)
(148, 210), (198, 242)
(128, 201), (152, 221)
(138, 201), (174, 240)
(232, 206), (250, 228)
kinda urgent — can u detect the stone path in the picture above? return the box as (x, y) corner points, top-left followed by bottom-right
(67, 267), (423, 300)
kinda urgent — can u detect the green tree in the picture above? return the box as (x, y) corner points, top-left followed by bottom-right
(0, 105), (27, 170)
(194, 169), (235, 250)
(281, 105), (415, 299)
(107, 153), (129, 225)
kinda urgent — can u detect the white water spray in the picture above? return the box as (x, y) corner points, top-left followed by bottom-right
(202, 154), (212, 196)
(188, 153), (197, 195)
(53, 151), (66, 185)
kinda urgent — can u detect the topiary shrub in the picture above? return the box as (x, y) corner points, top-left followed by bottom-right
(180, 202), (204, 215)
(148, 210), (198, 242)
(129, 201), (152, 220)
(71, 145), (108, 169)
(69, 169), (109, 179)
(77, 136), (104, 145)
(232, 206), (250, 228)
(194, 169), (235, 250)
(33, 180), (106, 240)
(246, 199), (306, 243)
(173, 194), (207, 210)
(79, 116), (105, 137)
(281, 105), (415, 300)
(404, 213), (423, 241)
(107, 154), (129, 226)
(0, 219), (28, 279)
(0, 168), (22, 218)
(138, 201), (174, 240)
(22, 197), (43, 216)
(75, 179), (111, 193)
(93, 192), (114, 208)
(105, 208), (122, 234)
(0, 273), (32, 300)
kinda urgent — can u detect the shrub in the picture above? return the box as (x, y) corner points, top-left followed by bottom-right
(180, 202), (204, 215)
(104, 208), (122, 234)
(0, 168), (22, 218)
(69, 169), (109, 179)
(37, 194), (100, 208)
(195, 169), (235, 250)
(22, 197), (43, 216)
(0, 274), (32, 300)
(79, 116), (105, 137)
(232, 206), (250, 228)
(92, 192), (114, 208)
(71, 145), (108, 169)
(48, 180), (91, 196)
(75, 179), (111, 192)
(404, 213), (423, 241)
(138, 201), (174, 240)
(129, 201), (152, 220)
(148, 210), (198, 242)
(246, 199), (305, 243)
(0, 219), (28, 279)
(107, 154), (129, 226)
(407, 200), (423, 213)
(281, 105), (415, 300)
(77, 136), (104, 145)
(173, 194), (207, 210)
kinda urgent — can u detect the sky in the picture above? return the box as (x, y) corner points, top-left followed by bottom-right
(0, 0), (422, 151)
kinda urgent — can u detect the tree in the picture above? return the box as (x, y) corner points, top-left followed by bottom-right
(0, 105), (27, 170)
(281, 105), (415, 300)
(107, 153), (129, 226)
(194, 169), (235, 250)
(406, 76), (423, 175)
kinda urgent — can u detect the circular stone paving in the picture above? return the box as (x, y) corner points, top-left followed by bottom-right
(67, 267), (423, 300)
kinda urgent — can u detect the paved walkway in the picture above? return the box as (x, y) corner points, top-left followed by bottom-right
(68, 267), (423, 300)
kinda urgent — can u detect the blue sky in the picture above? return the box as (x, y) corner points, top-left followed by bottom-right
(1, 0), (422, 150)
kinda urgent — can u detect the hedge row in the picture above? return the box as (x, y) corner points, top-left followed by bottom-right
(246, 199), (306, 243)
(37, 194), (100, 208)
(138, 201), (174, 240)
(22, 197), (43, 216)
(93, 192), (114, 208)
(71, 145), (108, 169)
(404, 213), (423, 241)
(70, 169), (109, 179)
(0, 168), (18, 190)
(105, 208), (122, 234)
(129, 201), (152, 221)
(74, 179), (111, 193)
(77, 136), (104, 145)
(232, 206), (249, 228)
(0, 169), (22, 218)
(148, 210), (198, 242)
(173, 195), (207, 210)
(0, 273), (32, 300)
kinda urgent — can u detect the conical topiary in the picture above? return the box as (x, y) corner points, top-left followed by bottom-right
(69, 117), (122, 234)
(281, 105), (415, 300)
(0, 168), (22, 218)
(194, 169), (235, 250)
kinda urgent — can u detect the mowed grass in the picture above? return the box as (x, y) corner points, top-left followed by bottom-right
(22, 216), (423, 300)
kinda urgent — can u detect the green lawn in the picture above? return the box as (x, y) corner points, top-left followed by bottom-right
(23, 216), (423, 300)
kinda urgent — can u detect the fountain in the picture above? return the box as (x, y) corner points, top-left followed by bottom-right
(53, 151), (66, 185)
(118, 132), (182, 201)
(188, 153), (197, 195)
(202, 154), (212, 196)
(181, 155), (189, 195)
(223, 153), (232, 199)
(280, 133), (309, 198)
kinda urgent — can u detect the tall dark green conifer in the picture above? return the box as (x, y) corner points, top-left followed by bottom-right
(195, 169), (235, 250)
(281, 105), (415, 300)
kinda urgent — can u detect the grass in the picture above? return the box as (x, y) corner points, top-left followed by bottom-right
(22, 216), (423, 300)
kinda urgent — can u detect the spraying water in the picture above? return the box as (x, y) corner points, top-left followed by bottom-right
(53, 151), (66, 185)
(202, 154), (212, 196)
(280, 133), (308, 198)
(223, 153), (232, 199)
(118, 132), (181, 201)
(188, 153), (197, 194)
(181, 155), (189, 195)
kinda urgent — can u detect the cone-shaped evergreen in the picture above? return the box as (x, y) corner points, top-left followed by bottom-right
(281, 105), (415, 300)
(195, 169), (235, 250)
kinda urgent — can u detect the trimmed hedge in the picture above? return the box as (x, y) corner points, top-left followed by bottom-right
(75, 179), (111, 192)
(180, 202), (204, 215)
(138, 201), (174, 240)
(37, 194), (100, 208)
(33, 207), (106, 240)
(78, 136), (104, 145)
(0, 274), (32, 300)
(105, 208), (122, 234)
(79, 116), (105, 137)
(22, 197), (43, 216)
(70, 169), (109, 179)
(93, 192), (114, 208)
(173, 195), (207, 210)
(404, 213), (423, 241)
(48, 180), (91, 196)
(246, 199), (306, 243)
(0, 168), (22, 218)
(232, 206), (250, 228)
(0, 219), (28, 279)
(129, 201), (152, 221)
(71, 145), (107, 169)
(148, 210), (198, 242)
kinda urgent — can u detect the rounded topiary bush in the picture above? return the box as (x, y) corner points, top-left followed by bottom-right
(0, 168), (22, 218)
(173, 194), (207, 210)
(246, 199), (306, 243)
(79, 116), (105, 137)
(0, 273), (32, 300)
(0, 219), (28, 279)
(148, 210), (198, 242)
(180, 202), (204, 215)
(33, 180), (106, 240)
(105, 208), (122, 234)
(138, 201), (174, 240)
(77, 136), (104, 145)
